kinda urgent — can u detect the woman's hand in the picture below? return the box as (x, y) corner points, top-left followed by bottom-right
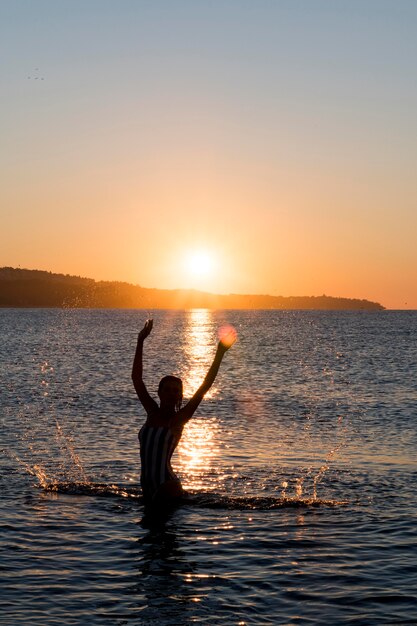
(138, 319), (153, 341)
(218, 325), (237, 351)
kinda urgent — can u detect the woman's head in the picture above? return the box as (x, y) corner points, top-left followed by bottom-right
(158, 375), (183, 411)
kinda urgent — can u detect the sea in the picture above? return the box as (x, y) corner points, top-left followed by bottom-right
(1, 308), (416, 626)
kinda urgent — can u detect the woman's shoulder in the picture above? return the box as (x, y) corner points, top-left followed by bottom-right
(143, 415), (163, 429)
(144, 404), (163, 420)
(143, 409), (175, 429)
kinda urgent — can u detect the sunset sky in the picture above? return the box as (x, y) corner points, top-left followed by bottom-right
(1, 1), (416, 309)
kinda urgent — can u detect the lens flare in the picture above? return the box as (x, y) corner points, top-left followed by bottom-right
(218, 324), (237, 348)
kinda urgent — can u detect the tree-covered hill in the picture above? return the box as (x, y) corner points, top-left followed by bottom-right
(0, 267), (385, 310)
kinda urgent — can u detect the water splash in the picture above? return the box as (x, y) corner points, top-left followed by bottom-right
(31, 464), (49, 489)
(7, 446), (348, 510)
(44, 481), (140, 499)
(38, 481), (347, 509)
(295, 477), (304, 498)
(189, 493), (348, 510)
(5, 413), (89, 490)
(278, 431), (349, 501)
(54, 418), (88, 483)
(312, 464), (329, 499)
(311, 439), (347, 499)
(2, 449), (51, 490)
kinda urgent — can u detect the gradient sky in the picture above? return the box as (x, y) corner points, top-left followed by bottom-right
(1, 1), (416, 308)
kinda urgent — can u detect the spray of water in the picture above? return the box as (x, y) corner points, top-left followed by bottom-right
(2, 450), (50, 489)
(312, 464), (329, 500)
(54, 419), (88, 483)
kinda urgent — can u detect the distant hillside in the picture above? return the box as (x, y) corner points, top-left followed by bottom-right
(0, 267), (384, 310)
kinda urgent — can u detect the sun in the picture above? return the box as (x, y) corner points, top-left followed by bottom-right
(184, 250), (214, 276)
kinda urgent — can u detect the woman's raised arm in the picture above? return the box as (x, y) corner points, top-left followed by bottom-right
(132, 319), (158, 414)
(179, 326), (236, 423)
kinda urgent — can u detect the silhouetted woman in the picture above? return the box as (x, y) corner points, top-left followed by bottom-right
(132, 319), (236, 507)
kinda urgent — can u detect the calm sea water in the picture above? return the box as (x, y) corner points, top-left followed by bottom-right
(1, 308), (416, 625)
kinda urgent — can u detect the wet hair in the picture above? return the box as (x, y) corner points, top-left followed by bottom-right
(158, 375), (183, 411)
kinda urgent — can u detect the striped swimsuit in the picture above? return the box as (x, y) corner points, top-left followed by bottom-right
(139, 424), (179, 501)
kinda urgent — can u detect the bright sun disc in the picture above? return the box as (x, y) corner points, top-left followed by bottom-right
(186, 251), (213, 276)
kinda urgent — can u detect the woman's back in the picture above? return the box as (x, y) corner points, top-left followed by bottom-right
(139, 423), (179, 502)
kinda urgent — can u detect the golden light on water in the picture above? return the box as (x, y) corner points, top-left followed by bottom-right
(176, 308), (220, 490)
(181, 309), (217, 399)
(177, 417), (219, 491)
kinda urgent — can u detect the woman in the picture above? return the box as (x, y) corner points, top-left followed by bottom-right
(132, 319), (236, 506)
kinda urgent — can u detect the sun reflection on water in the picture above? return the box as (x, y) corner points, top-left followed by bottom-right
(177, 417), (219, 491)
(180, 309), (218, 400)
(176, 309), (220, 491)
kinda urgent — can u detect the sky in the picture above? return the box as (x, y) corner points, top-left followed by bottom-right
(1, 0), (416, 309)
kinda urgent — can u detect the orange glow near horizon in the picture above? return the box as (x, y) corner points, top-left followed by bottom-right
(1, 3), (417, 309)
(2, 146), (415, 309)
